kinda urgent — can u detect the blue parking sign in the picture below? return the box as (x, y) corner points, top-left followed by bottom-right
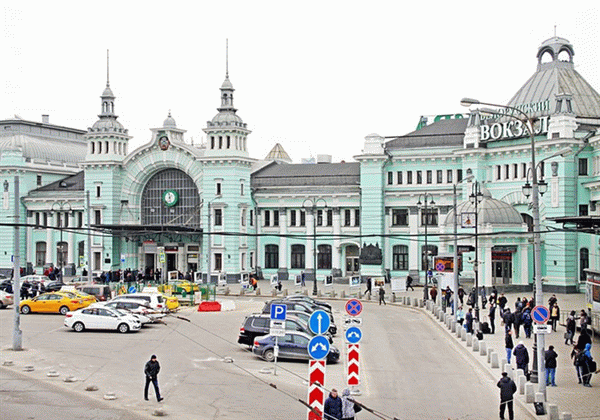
(270, 303), (287, 320)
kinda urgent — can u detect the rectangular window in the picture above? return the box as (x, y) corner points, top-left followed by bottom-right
(216, 182), (222, 196)
(317, 245), (332, 269)
(447, 170), (453, 184)
(436, 170), (443, 184)
(513, 164), (518, 179)
(521, 163), (527, 179)
(56, 213), (61, 228)
(540, 161), (545, 178)
(37, 175), (42, 186)
(392, 209), (409, 226)
(457, 169), (463, 182)
(214, 253), (223, 271)
(291, 244), (305, 269)
(354, 209), (360, 227)
(226, 136), (231, 148)
(579, 158), (588, 176)
(397, 171), (402, 184)
(265, 245), (279, 269)
(264, 210), (270, 227)
(290, 210), (297, 227)
(417, 171), (422, 184)
(35, 212), (40, 227)
(326, 209), (332, 226)
(96, 185), (101, 198)
(240, 182), (244, 196)
(300, 211), (306, 227)
(393, 245), (409, 270)
(43, 212), (48, 227)
(344, 210), (351, 226)
(496, 166), (501, 180)
(214, 208), (223, 226)
(387, 172), (393, 185)
(241, 209), (246, 227)
(94, 210), (101, 225)
(421, 208), (438, 226)
(504, 164), (509, 179)
(407, 171), (413, 184)
(317, 210), (323, 226)
(579, 204), (589, 216)
(36, 242), (46, 266)
(273, 210), (279, 227)
(250, 210), (254, 226)
(426, 170), (432, 184)
(241, 253), (246, 271)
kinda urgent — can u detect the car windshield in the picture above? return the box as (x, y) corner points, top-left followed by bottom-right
(114, 309), (128, 316)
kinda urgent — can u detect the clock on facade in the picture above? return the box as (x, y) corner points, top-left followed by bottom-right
(162, 189), (179, 207)
(158, 135), (170, 151)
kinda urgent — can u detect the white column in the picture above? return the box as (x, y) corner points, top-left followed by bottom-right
(332, 209), (341, 271)
(409, 208), (419, 271)
(306, 210), (315, 270)
(279, 208), (287, 269)
(384, 209), (391, 272)
(484, 244), (493, 287)
(256, 211), (263, 269)
(520, 244), (529, 285)
(46, 217), (53, 265)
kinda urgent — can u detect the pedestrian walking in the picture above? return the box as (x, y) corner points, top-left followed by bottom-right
(341, 388), (360, 420)
(513, 341), (530, 379)
(406, 275), (414, 291)
(489, 302), (496, 334)
(505, 330), (514, 364)
(545, 345), (558, 386)
(465, 308), (474, 333)
(497, 371), (517, 420)
(365, 277), (372, 296)
(480, 286), (487, 309)
(549, 302), (560, 332)
(522, 308), (533, 339)
(489, 285), (498, 305)
(498, 293), (507, 310)
(513, 307), (522, 339)
(502, 308), (514, 334)
(458, 286), (465, 305)
(144, 355), (163, 402)
(565, 310), (576, 345)
(323, 388), (343, 420)
(548, 294), (557, 309)
(301, 271), (306, 287)
(378, 285), (386, 305)
(580, 343), (596, 387)
(579, 309), (589, 332)
(444, 286), (453, 311)
(429, 285), (438, 303)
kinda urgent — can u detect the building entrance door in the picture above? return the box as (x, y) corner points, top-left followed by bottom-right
(345, 245), (360, 276)
(492, 250), (513, 284)
(145, 254), (155, 271)
(167, 254), (177, 272)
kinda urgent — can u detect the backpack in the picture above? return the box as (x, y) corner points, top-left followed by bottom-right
(522, 311), (532, 325)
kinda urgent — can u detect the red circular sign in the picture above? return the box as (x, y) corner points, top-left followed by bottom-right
(345, 299), (363, 316)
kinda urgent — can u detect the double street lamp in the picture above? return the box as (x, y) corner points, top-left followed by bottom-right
(461, 97), (547, 396)
(417, 193), (435, 301)
(302, 198), (327, 296)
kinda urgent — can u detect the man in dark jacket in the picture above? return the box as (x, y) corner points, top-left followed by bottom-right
(497, 372), (517, 420)
(144, 355), (163, 402)
(489, 302), (497, 334)
(513, 341), (530, 378)
(324, 388), (343, 420)
(545, 345), (558, 386)
(502, 308), (514, 334)
(498, 293), (507, 310)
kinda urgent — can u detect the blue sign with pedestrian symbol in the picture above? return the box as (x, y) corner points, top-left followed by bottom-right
(345, 326), (363, 344)
(309, 310), (331, 335)
(532, 305), (550, 324)
(308, 335), (330, 359)
(270, 304), (287, 320)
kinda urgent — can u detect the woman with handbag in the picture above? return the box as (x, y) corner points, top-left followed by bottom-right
(341, 388), (362, 420)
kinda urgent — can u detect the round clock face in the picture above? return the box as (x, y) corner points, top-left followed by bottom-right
(162, 189), (179, 207)
(158, 135), (170, 151)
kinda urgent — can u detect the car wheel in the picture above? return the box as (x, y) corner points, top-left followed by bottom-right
(59, 306), (69, 315)
(263, 349), (275, 362)
(21, 305), (31, 314)
(0, 304), (5, 309)
(73, 322), (85, 332)
(118, 323), (130, 334)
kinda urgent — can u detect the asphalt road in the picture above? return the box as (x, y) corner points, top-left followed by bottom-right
(0, 298), (532, 419)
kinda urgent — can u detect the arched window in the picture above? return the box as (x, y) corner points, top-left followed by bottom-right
(291, 244), (305, 269)
(421, 245), (438, 271)
(317, 244), (332, 269)
(141, 169), (202, 228)
(265, 245), (279, 269)
(580, 248), (589, 282)
(393, 245), (409, 270)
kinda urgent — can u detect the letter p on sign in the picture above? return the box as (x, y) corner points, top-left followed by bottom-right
(271, 303), (287, 320)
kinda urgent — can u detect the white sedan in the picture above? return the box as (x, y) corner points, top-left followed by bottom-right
(0, 290), (14, 308)
(64, 306), (141, 333)
(89, 299), (161, 325)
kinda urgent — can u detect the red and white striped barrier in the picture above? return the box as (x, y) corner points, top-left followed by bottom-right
(307, 360), (326, 420)
(347, 344), (360, 386)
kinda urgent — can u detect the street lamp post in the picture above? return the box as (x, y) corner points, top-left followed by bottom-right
(51, 201), (72, 277)
(417, 194), (435, 301)
(469, 181), (484, 322)
(453, 174), (474, 318)
(461, 97), (547, 397)
(302, 198), (327, 296)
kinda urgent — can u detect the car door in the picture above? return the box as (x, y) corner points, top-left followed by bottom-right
(292, 334), (310, 360)
(97, 308), (119, 330)
(31, 294), (49, 312)
(78, 308), (98, 328)
(46, 294), (64, 313)
(277, 333), (295, 358)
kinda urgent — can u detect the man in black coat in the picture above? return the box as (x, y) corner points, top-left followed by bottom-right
(513, 341), (530, 378)
(489, 302), (497, 334)
(497, 372), (517, 420)
(144, 355), (163, 402)
(324, 388), (342, 420)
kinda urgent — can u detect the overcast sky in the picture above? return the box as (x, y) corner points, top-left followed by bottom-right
(2, 1), (599, 163)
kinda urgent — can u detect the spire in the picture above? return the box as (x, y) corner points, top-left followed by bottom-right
(226, 38), (229, 79)
(106, 49), (110, 87)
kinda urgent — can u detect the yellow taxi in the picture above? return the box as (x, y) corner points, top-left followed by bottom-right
(162, 294), (180, 311)
(59, 289), (97, 307)
(20, 292), (86, 315)
(165, 280), (199, 294)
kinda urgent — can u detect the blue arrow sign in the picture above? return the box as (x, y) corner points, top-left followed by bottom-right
(309, 310), (331, 335)
(345, 326), (363, 344)
(270, 304), (287, 320)
(308, 335), (330, 359)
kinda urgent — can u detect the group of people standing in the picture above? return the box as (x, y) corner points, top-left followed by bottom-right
(323, 388), (362, 420)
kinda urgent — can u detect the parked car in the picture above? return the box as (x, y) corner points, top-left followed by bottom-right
(45, 281), (65, 292)
(252, 331), (340, 363)
(111, 293), (168, 312)
(58, 288), (97, 306)
(20, 275), (51, 286)
(20, 292), (85, 315)
(91, 299), (165, 324)
(0, 290), (14, 308)
(284, 295), (332, 311)
(238, 314), (332, 347)
(261, 300), (336, 324)
(76, 284), (112, 301)
(68, 276), (103, 284)
(64, 306), (141, 333)
(161, 280), (199, 294)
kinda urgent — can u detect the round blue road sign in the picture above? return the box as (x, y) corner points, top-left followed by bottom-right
(309, 310), (331, 335)
(308, 335), (330, 360)
(345, 326), (362, 344)
(345, 299), (363, 316)
(128, 286), (137, 294)
(532, 305), (550, 324)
